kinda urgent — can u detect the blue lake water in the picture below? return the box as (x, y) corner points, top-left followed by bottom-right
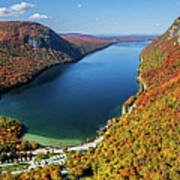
(0, 41), (150, 144)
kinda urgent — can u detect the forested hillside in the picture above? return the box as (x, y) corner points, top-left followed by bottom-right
(61, 35), (114, 55)
(64, 17), (180, 179)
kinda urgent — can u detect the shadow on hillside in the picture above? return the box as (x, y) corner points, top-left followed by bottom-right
(5, 63), (73, 96)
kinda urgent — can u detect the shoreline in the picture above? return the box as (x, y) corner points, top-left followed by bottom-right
(122, 56), (146, 114)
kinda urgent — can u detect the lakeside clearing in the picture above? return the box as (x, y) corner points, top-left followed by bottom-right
(23, 133), (82, 147)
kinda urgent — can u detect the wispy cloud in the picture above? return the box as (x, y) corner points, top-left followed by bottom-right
(77, 4), (82, 8)
(155, 23), (161, 27)
(29, 13), (48, 20)
(96, 17), (100, 22)
(0, 2), (35, 17)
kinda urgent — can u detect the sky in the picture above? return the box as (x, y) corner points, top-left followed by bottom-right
(0, 0), (179, 35)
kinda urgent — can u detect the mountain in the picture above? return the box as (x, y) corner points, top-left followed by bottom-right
(140, 17), (180, 88)
(0, 21), (82, 58)
(61, 34), (114, 55)
(0, 21), (113, 94)
(0, 21), (82, 55)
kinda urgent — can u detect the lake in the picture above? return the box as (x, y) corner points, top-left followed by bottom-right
(0, 41), (150, 146)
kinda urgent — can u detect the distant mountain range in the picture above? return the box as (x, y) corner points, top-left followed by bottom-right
(59, 33), (157, 42)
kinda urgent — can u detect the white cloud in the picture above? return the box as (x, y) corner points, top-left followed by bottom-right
(77, 4), (82, 8)
(0, 2), (35, 17)
(29, 13), (48, 20)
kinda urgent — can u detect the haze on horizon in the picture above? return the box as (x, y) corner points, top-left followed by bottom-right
(0, 0), (179, 35)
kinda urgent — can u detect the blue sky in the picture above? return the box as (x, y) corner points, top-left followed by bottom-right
(0, 0), (179, 35)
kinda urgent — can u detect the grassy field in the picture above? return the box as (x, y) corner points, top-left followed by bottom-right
(23, 133), (82, 147)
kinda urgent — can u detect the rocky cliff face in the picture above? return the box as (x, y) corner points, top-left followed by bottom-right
(168, 17), (180, 45)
